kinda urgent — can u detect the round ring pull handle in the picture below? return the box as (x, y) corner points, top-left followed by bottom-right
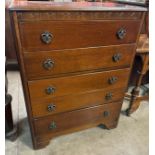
(105, 92), (113, 101)
(112, 53), (122, 62)
(108, 76), (118, 84)
(47, 104), (56, 112)
(49, 121), (57, 130)
(103, 111), (110, 117)
(41, 31), (53, 44)
(45, 86), (56, 95)
(43, 59), (54, 70)
(116, 28), (126, 40)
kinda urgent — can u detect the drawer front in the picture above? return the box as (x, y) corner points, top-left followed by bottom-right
(28, 68), (130, 100)
(19, 20), (140, 52)
(33, 102), (122, 137)
(24, 44), (135, 79)
(31, 88), (126, 118)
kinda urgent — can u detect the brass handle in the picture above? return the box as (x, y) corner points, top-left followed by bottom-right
(112, 53), (122, 62)
(41, 31), (53, 44)
(105, 92), (113, 101)
(108, 76), (118, 84)
(45, 86), (56, 95)
(116, 28), (126, 39)
(43, 59), (54, 70)
(103, 111), (110, 117)
(47, 104), (56, 112)
(49, 121), (57, 130)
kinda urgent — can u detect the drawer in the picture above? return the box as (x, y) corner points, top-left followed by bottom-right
(24, 44), (135, 80)
(19, 20), (140, 52)
(33, 102), (122, 137)
(31, 88), (126, 118)
(28, 68), (130, 100)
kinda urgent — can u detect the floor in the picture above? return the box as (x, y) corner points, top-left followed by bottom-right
(5, 71), (149, 155)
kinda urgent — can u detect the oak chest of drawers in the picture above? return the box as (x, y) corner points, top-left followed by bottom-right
(9, 1), (146, 149)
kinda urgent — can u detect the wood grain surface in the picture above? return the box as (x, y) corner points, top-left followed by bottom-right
(19, 20), (140, 51)
(31, 87), (126, 117)
(24, 44), (135, 80)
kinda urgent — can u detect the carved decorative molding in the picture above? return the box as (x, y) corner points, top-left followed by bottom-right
(17, 11), (142, 21)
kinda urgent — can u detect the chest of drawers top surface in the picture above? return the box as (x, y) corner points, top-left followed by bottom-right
(9, 1), (147, 11)
(9, 1), (146, 149)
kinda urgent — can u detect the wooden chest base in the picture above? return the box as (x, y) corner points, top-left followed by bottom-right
(33, 102), (122, 149)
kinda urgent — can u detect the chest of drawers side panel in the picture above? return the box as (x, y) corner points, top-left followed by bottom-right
(9, 11), (39, 149)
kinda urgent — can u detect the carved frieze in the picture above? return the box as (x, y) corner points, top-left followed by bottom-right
(17, 11), (142, 21)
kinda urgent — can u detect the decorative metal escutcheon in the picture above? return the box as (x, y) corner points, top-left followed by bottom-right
(41, 31), (53, 44)
(113, 53), (122, 62)
(47, 104), (56, 112)
(108, 76), (118, 84)
(45, 86), (56, 95)
(49, 121), (57, 130)
(105, 92), (113, 100)
(116, 28), (126, 40)
(43, 59), (54, 70)
(103, 111), (110, 117)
